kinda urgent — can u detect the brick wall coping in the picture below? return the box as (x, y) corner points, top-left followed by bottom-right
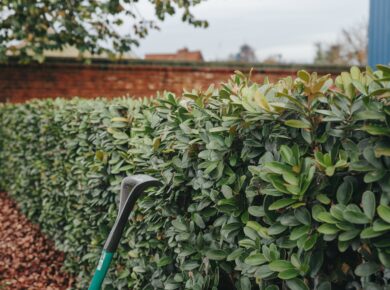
(1, 57), (354, 74)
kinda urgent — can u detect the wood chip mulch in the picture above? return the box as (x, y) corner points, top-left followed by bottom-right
(0, 192), (74, 290)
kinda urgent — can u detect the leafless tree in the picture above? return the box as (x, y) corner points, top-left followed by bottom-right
(314, 21), (367, 65)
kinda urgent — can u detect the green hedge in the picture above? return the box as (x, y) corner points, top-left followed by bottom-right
(1, 66), (390, 290)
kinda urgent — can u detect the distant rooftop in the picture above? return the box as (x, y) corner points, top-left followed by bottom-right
(145, 48), (204, 62)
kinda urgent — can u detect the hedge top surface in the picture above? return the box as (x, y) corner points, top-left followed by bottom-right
(1, 65), (390, 290)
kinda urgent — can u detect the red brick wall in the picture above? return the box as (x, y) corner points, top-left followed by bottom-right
(0, 58), (349, 103)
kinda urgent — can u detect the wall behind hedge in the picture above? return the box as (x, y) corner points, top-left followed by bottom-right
(0, 58), (348, 103)
(1, 66), (390, 290)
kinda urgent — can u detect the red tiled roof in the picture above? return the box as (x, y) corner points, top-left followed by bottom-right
(145, 48), (203, 62)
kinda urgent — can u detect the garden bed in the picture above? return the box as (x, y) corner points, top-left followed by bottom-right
(0, 192), (73, 290)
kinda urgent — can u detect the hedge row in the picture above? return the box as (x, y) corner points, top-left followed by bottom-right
(1, 66), (390, 290)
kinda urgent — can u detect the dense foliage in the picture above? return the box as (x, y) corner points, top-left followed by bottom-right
(1, 66), (390, 290)
(0, 0), (207, 63)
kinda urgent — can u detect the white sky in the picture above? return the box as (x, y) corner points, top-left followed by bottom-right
(130, 0), (369, 63)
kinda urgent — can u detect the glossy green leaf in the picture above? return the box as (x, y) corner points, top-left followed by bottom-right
(338, 229), (360, 241)
(290, 225), (310, 241)
(354, 262), (380, 277)
(268, 260), (294, 272)
(286, 278), (309, 290)
(269, 198), (297, 210)
(362, 191), (376, 220)
(244, 253), (267, 266)
(205, 249), (227, 261)
(294, 207), (311, 225)
(343, 210), (370, 224)
(278, 268), (299, 280)
(378, 205), (390, 223)
(285, 120), (311, 129)
(317, 224), (339, 235)
(360, 227), (384, 239)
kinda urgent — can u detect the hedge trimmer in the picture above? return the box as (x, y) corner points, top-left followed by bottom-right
(88, 175), (161, 290)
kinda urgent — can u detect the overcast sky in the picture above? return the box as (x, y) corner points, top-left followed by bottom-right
(131, 0), (369, 63)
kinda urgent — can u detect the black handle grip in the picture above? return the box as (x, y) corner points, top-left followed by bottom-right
(103, 175), (162, 252)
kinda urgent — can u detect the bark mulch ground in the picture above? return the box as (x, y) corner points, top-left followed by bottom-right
(0, 192), (74, 290)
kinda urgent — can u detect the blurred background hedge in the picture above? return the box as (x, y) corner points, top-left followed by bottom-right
(1, 66), (390, 290)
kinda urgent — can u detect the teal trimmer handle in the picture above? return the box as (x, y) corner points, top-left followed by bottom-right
(88, 175), (161, 290)
(88, 250), (114, 290)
